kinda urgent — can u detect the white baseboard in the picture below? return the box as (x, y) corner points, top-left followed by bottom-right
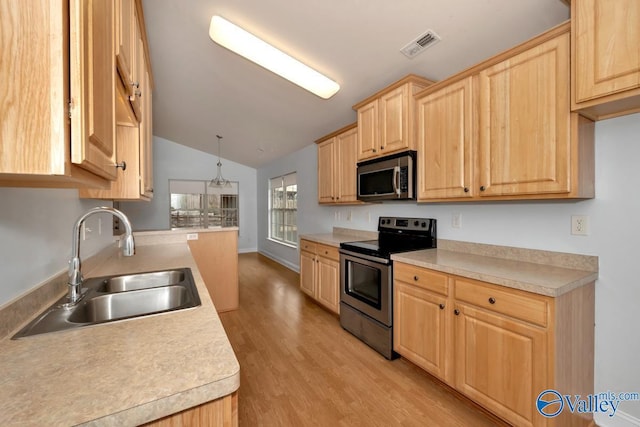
(238, 247), (258, 254)
(596, 410), (640, 427)
(258, 250), (299, 273)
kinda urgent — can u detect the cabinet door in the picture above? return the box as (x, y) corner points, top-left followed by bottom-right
(317, 139), (335, 203)
(69, 0), (117, 180)
(478, 33), (570, 197)
(140, 69), (154, 198)
(316, 256), (340, 314)
(379, 85), (409, 154)
(335, 126), (358, 203)
(357, 100), (379, 160)
(455, 302), (548, 427)
(300, 251), (316, 297)
(115, 0), (135, 96)
(574, 0), (640, 103)
(394, 282), (450, 383)
(417, 77), (474, 200)
(0, 0), (67, 176)
(129, 14), (143, 122)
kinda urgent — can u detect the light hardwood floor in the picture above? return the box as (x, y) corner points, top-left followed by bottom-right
(219, 253), (508, 426)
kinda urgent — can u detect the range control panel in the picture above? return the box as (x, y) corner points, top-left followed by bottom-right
(378, 216), (436, 233)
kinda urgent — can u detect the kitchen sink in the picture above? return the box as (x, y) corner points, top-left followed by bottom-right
(98, 270), (185, 292)
(68, 285), (191, 323)
(12, 268), (200, 339)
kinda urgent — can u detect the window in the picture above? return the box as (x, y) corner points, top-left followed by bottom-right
(169, 180), (239, 229)
(269, 172), (297, 246)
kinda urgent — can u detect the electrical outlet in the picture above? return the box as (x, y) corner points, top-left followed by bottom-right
(452, 212), (462, 229)
(186, 233), (198, 240)
(367, 211), (371, 223)
(571, 215), (589, 236)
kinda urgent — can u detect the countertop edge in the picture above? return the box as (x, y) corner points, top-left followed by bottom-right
(86, 371), (240, 426)
(299, 232), (374, 248)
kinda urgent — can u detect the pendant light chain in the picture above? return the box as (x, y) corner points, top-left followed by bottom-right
(209, 135), (231, 187)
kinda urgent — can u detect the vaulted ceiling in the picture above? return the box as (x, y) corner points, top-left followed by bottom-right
(142, 0), (569, 168)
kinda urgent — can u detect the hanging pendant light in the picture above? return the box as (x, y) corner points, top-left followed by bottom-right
(209, 135), (231, 188)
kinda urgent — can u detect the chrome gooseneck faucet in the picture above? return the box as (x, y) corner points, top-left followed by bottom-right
(67, 207), (135, 305)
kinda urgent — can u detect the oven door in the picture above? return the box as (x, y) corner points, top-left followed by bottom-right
(340, 250), (392, 326)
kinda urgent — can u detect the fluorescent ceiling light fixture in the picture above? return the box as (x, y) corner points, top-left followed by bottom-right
(209, 15), (340, 99)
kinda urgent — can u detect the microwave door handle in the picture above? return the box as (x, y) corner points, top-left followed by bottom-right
(393, 166), (401, 196)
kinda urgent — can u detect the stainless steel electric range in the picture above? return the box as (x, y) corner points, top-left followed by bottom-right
(339, 216), (437, 359)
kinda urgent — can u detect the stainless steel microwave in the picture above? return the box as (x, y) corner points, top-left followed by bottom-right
(357, 151), (416, 201)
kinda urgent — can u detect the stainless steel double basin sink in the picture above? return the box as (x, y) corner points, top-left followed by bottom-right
(13, 268), (201, 339)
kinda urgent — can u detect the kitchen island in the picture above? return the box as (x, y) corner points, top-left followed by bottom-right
(0, 230), (239, 426)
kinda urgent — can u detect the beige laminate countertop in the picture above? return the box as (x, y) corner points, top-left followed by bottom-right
(300, 230), (597, 297)
(299, 229), (377, 248)
(0, 242), (239, 426)
(392, 248), (598, 297)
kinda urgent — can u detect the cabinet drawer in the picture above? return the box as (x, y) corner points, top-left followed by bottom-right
(394, 263), (448, 296)
(300, 240), (317, 253)
(454, 278), (549, 327)
(317, 244), (339, 262)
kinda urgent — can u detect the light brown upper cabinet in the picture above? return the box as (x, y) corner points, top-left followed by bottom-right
(140, 66), (154, 199)
(353, 75), (434, 161)
(316, 123), (360, 204)
(115, 0), (144, 126)
(417, 77), (475, 200)
(81, 2), (153, 201)
(416, 23), (595, 202)
(70, 0), (118, 181)
(478, 31), (572, 197)
(116, 0), (136, 100)
(0, 0), (118, 188)
(572, 0), (640, 120)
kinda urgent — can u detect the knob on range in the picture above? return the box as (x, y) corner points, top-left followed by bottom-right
(414, 220), (419, 226)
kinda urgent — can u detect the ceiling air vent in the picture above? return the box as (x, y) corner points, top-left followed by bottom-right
(400, 29), (441, 58)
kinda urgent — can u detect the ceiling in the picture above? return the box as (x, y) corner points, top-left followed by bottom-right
(142, 0), (569, 169)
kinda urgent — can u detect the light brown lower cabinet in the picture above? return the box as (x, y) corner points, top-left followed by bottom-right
(299, 239), (340, 314)
(393, 262), (595, 427)
(394, 265), (452, 384)
(187, 231), (239, 312)
(142, 391), (238, 427)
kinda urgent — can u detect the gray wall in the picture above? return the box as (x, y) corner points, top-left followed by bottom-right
(120, 136), (258, 252)
(256, 113), (640, 426)
(0, 189), (114, 306)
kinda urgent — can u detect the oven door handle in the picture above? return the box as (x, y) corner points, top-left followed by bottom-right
(340, 249), (390, 265)
(392, 166), (401, 196)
